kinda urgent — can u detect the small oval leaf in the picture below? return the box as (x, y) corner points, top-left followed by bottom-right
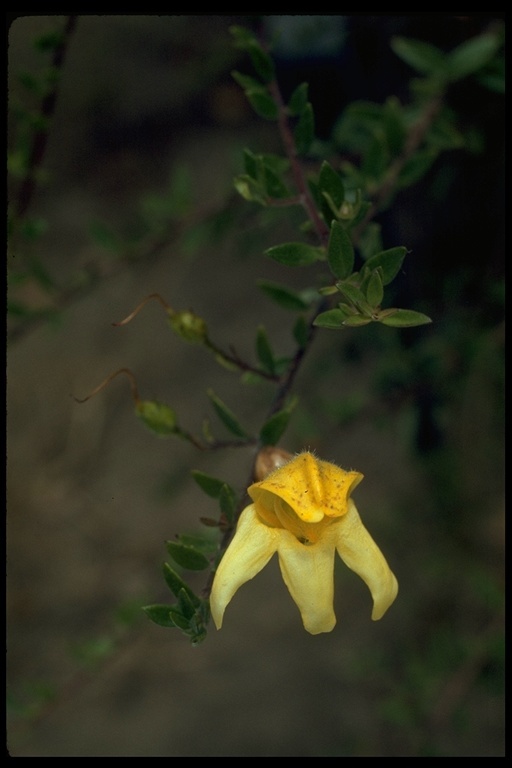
(365, 270), (384, 307)
(379, 309), (432, 327)
(257, 279), (310, 311)
(207, 389), (250, 438)
(166, 541), (210, 571)
(191, 470), (229, 499)
(327, 221), (354, 280)
(265, 242), (323, 267)
(364, 246), (407, 285)
(313, 308), (347, 329)
(142, 604), (176, 628)
(294, 102), (315, 155)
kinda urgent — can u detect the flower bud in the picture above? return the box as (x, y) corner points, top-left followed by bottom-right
(169, 310), (208, 344)
(136, 400), (178, 436)
(254, 446), (293, 481)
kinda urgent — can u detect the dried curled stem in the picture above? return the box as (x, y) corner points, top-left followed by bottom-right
(73, 367), (140, 405)
(112, 293), (171, 327)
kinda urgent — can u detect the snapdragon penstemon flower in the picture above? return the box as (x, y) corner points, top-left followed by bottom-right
(210, 451), (398, 634)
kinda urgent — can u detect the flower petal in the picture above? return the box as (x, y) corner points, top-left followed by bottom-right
(335, 500), (398, 620)
(210, 504), (278, 629)
(277, 530), (337, 634)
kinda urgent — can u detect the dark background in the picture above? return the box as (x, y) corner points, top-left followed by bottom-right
(7, 15), (504, 756)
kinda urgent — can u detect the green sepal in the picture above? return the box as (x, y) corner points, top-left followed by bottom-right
(161, 562), (201, 608)
(327, 220), (354, 280)
(207, 389), (250, 438)
(378, 309), (432, 327)
(259, 396), (298, 445)
(191, 470), (231, 499)
(136, 400), (178, 436)
(142, 604), (177, 628)
(219, 483), (237, 524)
(257, 279), (310, 311)
(255, 325), (276, 375)
(166, 540), (210, 570)
(294, 102), (315, 155)
(265, 242), (323, 267)
(364, 246), (407, 285)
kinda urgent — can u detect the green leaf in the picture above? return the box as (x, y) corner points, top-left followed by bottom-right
(34, 30), (64, 52)
(313, 308), (347, 329)
(162, 563), (201, 607)
(447, 34), (501, 82)
(207, 390), (250, 438)
(397, 149), (438, 187)
(230, 25), (256, 47)
(319, 161), (345, 210)
(231, 70), (262, 92)
(365, 269), (384, 307)
(89, 220), (123, 253)
(233, 174), (266, 204)
(259, 397), (298, 445)
(293, 315), (309, 346)
(391, 36), (447, 76)
(18, 71), (44, 95)
(361, 133), (389, 181)
(364, 246), (407, 285)
(177, 588), (197, 621)
(142, 604), (176, 628)
(219, 483), (237, 524)
(257, 279), (310, 311)
(357, 222), (383, 261)
(262, 163), (289, 198)
(342, 314), (372, 327)
(327, 221), (354, 280)
(191, 470), (230, 499)
(255, 325), (276, 375)
(265, 242), (323, 267)
(383, 96), (406, 157)
(246, 41), (276, 84)
(166, 540), (210, 570)
(136, 400), (177, 436)
(378, 309), (432, 327)
(245, 88), (278, 120)
(294, 102), (315, 155)
(336, 281), (373, 315)
(168, 606), (192, 630)
(288, 82), (309, 115)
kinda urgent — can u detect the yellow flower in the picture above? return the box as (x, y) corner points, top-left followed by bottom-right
(210, 451), (398, 634)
